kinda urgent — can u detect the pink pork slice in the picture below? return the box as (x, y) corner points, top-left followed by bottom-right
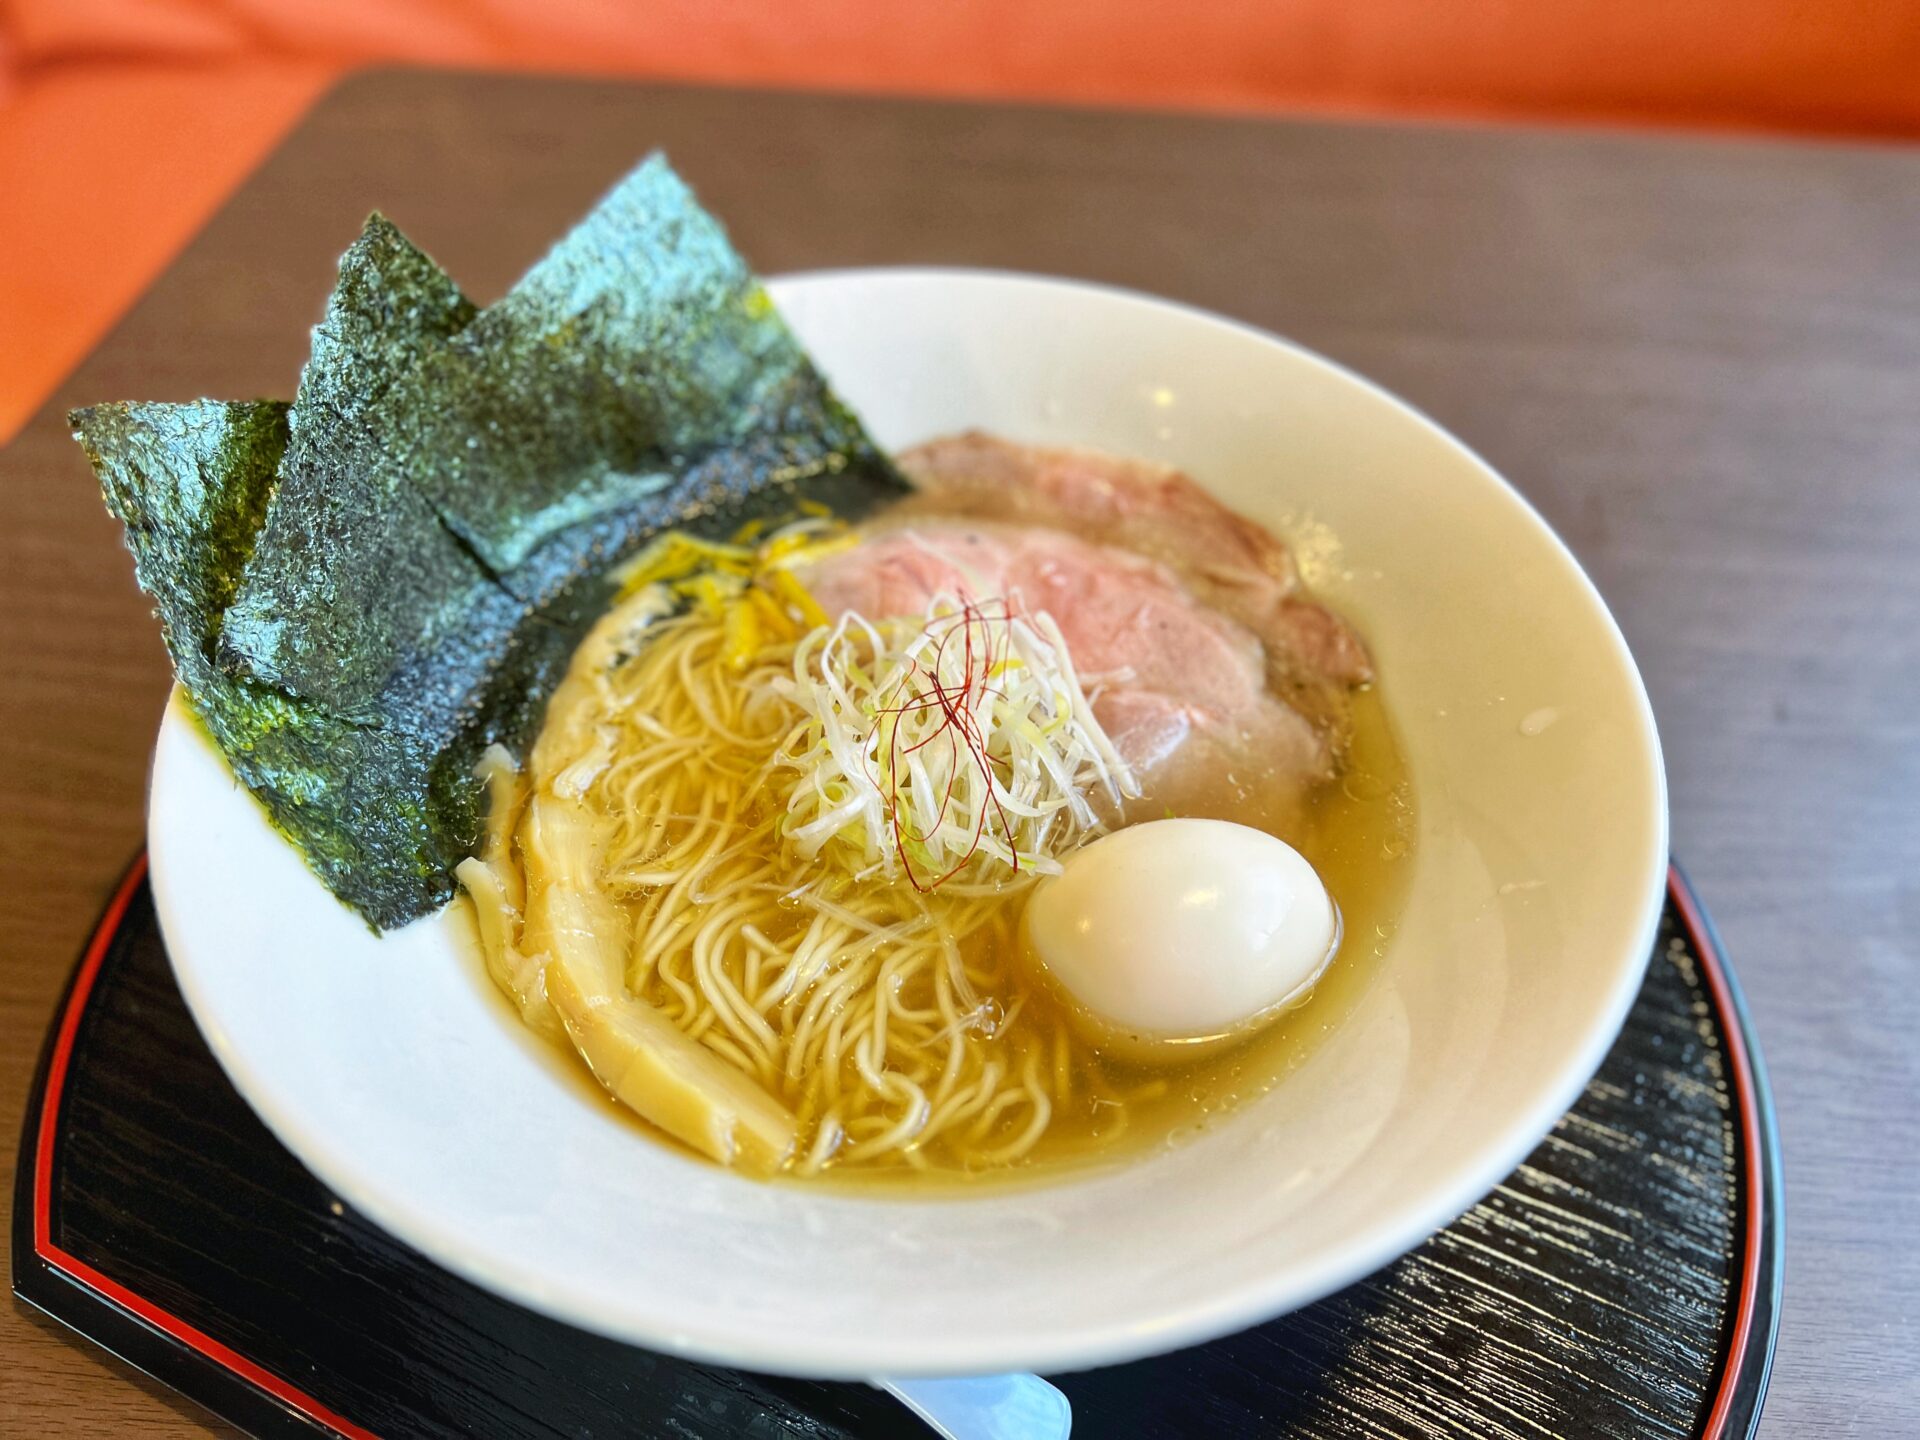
(796, 521), (1334, 834)
(892, 432), (1373, 713)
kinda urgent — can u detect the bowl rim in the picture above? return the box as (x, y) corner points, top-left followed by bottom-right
(151, 264), (1669, 1378)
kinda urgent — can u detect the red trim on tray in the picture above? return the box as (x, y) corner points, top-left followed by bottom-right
(31, 854), (382, 1440)
(1671, 862), (1767, 1440)
(29, 854), (1769, 1440)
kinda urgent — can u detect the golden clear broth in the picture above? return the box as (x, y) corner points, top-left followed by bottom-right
(460, 681), (1414, 1190)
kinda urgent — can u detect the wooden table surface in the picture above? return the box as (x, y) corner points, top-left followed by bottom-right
(3, 68), (1916, 1437)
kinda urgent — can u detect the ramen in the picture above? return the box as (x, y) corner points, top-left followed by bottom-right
(460, 434), (1414, 1184)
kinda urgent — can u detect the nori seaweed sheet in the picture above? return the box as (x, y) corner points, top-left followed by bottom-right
(416, 153), (865, 572)
(76, 401), (461, 929)
(76, 155), (906, 929)
(219, 213), (497, 717)
(222, 153), (889, 717)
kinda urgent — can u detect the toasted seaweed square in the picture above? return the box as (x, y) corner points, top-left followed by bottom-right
(76, 154), (907, 930)
(221, 214), (495, 717)
(76, 401), (467, 929)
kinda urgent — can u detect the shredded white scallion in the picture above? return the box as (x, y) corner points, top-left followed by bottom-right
(768, 590), (1138, 889)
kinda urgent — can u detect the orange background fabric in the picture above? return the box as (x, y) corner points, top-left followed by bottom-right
(5, 0), (1919, 444)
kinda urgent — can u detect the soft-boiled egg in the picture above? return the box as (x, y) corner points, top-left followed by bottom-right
(1023, 818), (1339, 1061)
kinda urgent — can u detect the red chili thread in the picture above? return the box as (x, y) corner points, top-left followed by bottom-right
(864, 595), (1023, 892)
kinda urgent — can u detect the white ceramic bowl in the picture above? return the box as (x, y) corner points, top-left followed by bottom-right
(150, 269), (1667, 1378)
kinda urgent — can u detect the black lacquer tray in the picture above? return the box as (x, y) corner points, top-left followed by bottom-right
(15, 857), (1779, 1439)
